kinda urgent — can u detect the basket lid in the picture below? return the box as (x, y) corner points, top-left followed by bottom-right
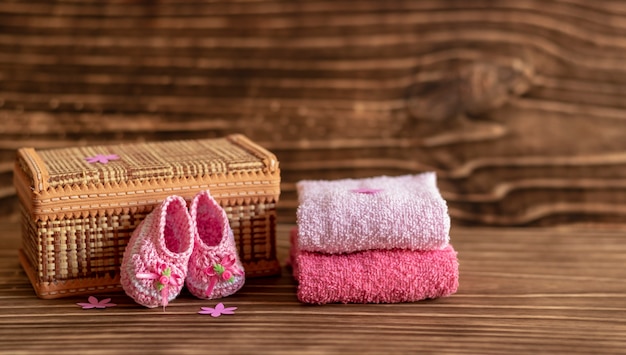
(14, 134), (280, 219)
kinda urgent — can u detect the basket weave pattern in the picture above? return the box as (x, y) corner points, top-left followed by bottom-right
(15, 134), (281, 299)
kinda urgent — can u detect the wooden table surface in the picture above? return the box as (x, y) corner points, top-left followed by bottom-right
(1, 221), (625, 355)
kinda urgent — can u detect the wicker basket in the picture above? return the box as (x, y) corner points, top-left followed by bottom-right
(14, 134), (281, 299)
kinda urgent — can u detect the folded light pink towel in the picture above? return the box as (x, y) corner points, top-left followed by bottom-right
(296, 173), (450, 253)
(289, 229), (459, 304)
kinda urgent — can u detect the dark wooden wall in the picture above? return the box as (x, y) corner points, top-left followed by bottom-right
(2, 0), (626, 226)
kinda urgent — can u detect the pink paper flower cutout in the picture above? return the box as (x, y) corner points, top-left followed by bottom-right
(350, 188), (383, 195)
(85, 154), (120, 164)
(198, 303), (237, 317)
(77, 296), (117, 309)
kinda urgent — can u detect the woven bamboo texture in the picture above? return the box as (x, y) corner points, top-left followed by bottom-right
(14, 134), (281, 299)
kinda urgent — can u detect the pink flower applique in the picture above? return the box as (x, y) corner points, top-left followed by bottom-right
(198, 303), (237, 317)
(85, 154), (120, 164)
(136, 262), (183, 311)
(350, 187), (383, 195)
(204, 255), (243, 297)
(77, 296), (117, 309)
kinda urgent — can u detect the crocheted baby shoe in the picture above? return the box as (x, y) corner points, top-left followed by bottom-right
(186, 190), (245, 300)
(120, 195), (194, 310)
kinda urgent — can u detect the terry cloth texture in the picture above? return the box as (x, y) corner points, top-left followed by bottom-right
(120, 195), (194, 309)
(289, 229), (459, 305)
(296, 173), (450, 254)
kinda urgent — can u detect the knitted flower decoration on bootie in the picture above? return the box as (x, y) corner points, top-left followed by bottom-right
(186, 190), (245, 300)
(120, 195), (194, 310)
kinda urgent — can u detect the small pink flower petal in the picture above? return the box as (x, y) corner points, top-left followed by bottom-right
(77, 303), (96, 309)
(85, 154), (120, 164)
(220, 306), (237, 315)
(198, 307), (216, 315)
(97, 298), (116, 308)
(198, 303), (237, 317)
(77, 296), (116, 309)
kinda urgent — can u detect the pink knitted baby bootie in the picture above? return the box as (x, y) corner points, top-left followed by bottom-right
(120, 195), (194, 310)
(186, 190), (245, 300)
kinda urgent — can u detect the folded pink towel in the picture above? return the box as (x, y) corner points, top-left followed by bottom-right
(289, 229), (459, 304)
(296, 173), (450, 253)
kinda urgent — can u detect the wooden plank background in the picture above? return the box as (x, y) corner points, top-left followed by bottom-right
(2, 0), (626, 226)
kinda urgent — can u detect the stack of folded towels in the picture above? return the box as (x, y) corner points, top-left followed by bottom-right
(289, 172), (459, 304)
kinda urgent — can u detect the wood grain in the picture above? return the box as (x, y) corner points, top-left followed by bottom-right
(3, 1), (626, 225)
(1, 221), (626, 354)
